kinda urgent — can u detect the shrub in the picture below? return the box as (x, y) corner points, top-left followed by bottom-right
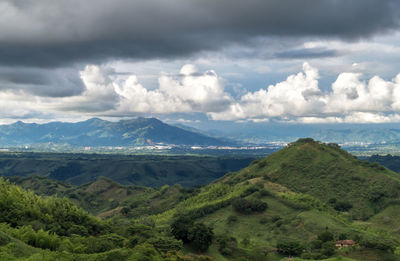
(216, 235), (237, 256)
(232, 198), (268, 214)
(0, 233), (10, 246)
(259, 217), (268, 224)
(257, 189), (271, 198)
(146, 236), (183, 253)
(320, 241), (336, 257)
(240, 186), (260, 197)
(188, 223), (214, 252)
(277, 241), (304, 256)
(227, 215), (237, 223)
(333, 201), (353, 212)
(317, 231), (334, 243)
(171, 216), (193, 243)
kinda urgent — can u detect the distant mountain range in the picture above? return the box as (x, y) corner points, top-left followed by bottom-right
(312, 128), (400, 144)
(0, 118), (231, 147)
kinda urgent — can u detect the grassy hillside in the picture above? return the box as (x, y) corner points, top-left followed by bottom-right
(138, 139), (400, 260)
(222, 138), (400, 220)
(3, 139), (400, 260)
(9, 175), (189, 218)
(0, 177), (217, 260)
(0, 152), (255, 187)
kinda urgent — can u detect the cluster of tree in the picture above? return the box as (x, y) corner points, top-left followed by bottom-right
(0, 178), (217, 260)
(277, 230), (337, 259)
(232, 198), (268, 214)
(0, 178), (105, 236)
(171, 216), (214, 252)
(184, 198), (234, 220)
(328, 198), (353, 212)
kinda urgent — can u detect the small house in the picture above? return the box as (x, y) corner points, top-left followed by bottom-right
(335, 240), (356, 249)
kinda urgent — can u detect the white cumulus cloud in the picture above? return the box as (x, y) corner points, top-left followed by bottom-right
(211, 62), (400, 123)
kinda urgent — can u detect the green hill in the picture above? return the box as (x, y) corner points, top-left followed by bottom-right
(2, 139), (400, 260)
(142, 139), (400, 260)
(0, 152), (255, 187)
(224, 138), (400, 220)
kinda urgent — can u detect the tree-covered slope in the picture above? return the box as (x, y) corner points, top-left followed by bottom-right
(0, 152), (255, 187)
(222, 138), (400, 220)
(137, 139), (400, 260)
(365, 154), (400, 173)
(0, 178), (213, 260)
(3, 139), (400, 260)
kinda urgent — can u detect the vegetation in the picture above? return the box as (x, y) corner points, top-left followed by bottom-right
(0, 153), (255, 187)
(1, 138), (400, 260)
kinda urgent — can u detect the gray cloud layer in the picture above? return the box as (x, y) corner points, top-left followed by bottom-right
(0, 0), (399, 66)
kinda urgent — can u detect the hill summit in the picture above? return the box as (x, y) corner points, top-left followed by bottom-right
(223, 138), (400, 220)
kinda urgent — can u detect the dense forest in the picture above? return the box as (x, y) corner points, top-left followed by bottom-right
(0, 153), (255, 187)
(1, 139), (400, 260)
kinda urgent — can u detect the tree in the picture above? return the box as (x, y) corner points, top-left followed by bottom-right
(188, 223), (214, 252)
(232, 198), (268, 214)
(277, 241), (304, 256)
(318, 231), (334, 242)
(333, 201), (353, 212)
(320, 241), (336, 257)
(170, 216), (193, 243)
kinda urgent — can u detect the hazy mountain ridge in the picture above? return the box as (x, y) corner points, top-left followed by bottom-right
(0, 117), (231, 147)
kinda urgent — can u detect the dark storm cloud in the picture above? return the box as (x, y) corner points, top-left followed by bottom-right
(0, 67), (85, 97)
(275, 48), (339, 59)
(0, 0), (399, 67)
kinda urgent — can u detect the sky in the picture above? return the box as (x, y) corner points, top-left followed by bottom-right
(1, 0), (400, 127)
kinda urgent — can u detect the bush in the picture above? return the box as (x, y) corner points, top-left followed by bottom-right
(257, 189), (271, 198)
(317, 231), (334, 243)
(0, 233), (10, 246)
(171, 217), (214, 252)
(310, 240), (323, 250)
(240, 186), (260, 197)
(171, 216), (193, 243)
(259, 217), (268, 224)
(232, 198), (268, 214)
(227, 215), (237, 223)
(216, 235), (237, 256)
(146, 236), (182, 253)
(320, 241), (336, 257)
(277, 241), (304, 256)
(333, 201), (353, 212)
(188, 223), (214, 252)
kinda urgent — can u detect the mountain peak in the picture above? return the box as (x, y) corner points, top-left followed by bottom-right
(0, 117), (229, 147)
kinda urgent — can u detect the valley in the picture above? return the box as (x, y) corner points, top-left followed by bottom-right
(1, 139), (400, 260)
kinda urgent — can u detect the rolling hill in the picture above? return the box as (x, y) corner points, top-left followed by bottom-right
(365, 154), (400, 173)
(0, 153), (255, 187)
(0, 117), (231, 147)
(4, 138), (400, 260)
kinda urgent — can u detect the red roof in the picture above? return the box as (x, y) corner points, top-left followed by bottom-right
(335, 240), (356, 245)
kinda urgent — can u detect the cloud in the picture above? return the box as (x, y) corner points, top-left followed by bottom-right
(0, 67), (85, 97)
(210, 62), (400, 123)
(4, 62), (400, 124)
(116, 64), (232, 114)
(0, 64), (232, 120)
(275, 47), (339, 59)
(0, 0), (398, 66)
(209, 63), (325, 120)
